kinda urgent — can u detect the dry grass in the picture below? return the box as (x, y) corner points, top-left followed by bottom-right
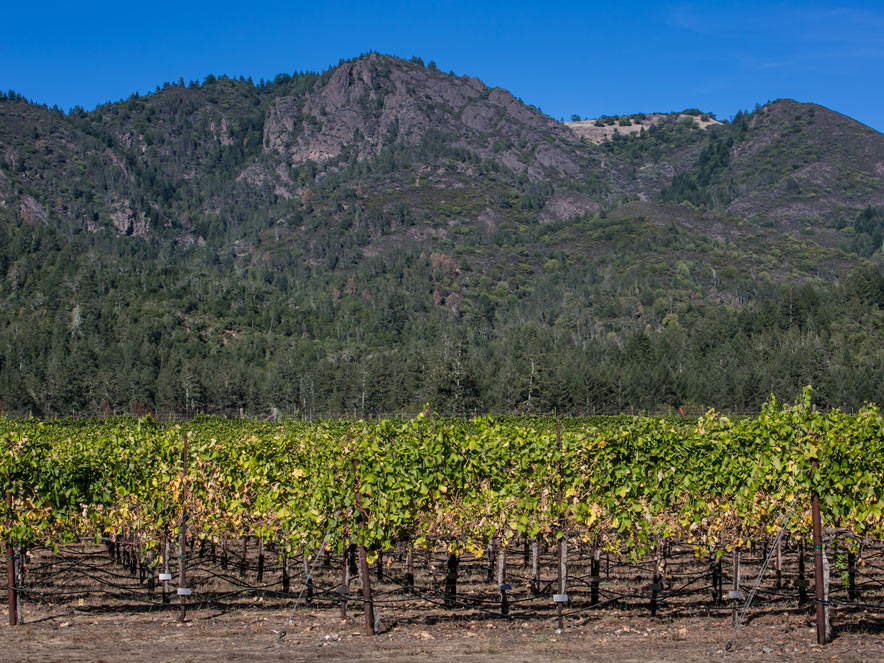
(566, 114), (722, 144)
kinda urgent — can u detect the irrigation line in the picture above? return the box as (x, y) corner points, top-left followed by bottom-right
(15, 532), (884, 627)
(726, 493), (801, 652)
(403, 586), (523, 620)
(823, 597), (884, 610)
(17, 586), (171, 607)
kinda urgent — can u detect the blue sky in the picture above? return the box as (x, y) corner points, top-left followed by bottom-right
(2, 1), (883, 131)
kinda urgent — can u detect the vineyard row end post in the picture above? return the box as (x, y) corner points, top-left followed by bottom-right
(5, 492), (18, 627)
(811, 459), (827, 646)
(178, 432), (189, 623)
(351, 458), (376, 636)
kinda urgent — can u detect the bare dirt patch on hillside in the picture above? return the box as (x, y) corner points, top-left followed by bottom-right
(567, 114), (722, 143)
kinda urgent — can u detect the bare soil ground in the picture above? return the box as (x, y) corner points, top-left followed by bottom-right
(566, 113), (722, 143)
(4, 603), (884, 662)
(5, 542), (884, 662)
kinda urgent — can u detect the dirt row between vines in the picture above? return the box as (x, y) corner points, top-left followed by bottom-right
(4, 602), (884, 663)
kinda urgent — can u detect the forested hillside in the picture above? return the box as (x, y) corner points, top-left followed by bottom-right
(2, 53), (884, 417)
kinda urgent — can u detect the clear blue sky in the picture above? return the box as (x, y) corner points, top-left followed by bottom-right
(2, 1), (883, 131)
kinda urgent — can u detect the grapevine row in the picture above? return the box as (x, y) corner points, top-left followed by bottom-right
(2, 390), (882, 565)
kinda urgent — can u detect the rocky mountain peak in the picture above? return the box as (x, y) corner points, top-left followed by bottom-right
(261, 54), (588, 180)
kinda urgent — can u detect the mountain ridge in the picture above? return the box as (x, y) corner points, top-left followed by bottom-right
(4, 54), (884, 245)
(1, 53), (884, 417)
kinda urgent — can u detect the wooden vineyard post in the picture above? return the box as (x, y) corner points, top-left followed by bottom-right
(160, 530), (171, 604)
(6, 492), (18, 626)
(847, 550), (857, 601)
(351, 459), (376, 636)
(590, 544), (601, 606)
(138, 532), (146, 584)
(650, 545), (662, 617)
(486, 540), (495, 582)
(13, 544), (21, 626)
(340, 543), (350, 619)
(128, 533), (137, 576)
(256, 538), (265, 583)
(405, 542), (414, 593)
(177, 432), (190, 623)
(444, 551), (459, 607)
(730, 545), (741, 628)
(424, 545), (432, 574)
(303, 550), (314, 603)
(497, 546), (510, 616)
(811, 460), (827, 646)
(821, 540), (832, 642)
(355, 524), (375, 634)
(530, 538), (540, 596)
(348, 543), (358, 579)
(145, 540), (155, 593)
(281, 552), (290, 593)
(556, 535), (568, 630)
(553, 420), (568, 630)
(710, 552), (720, 604)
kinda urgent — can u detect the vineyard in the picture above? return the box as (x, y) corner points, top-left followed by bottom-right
(3, 389), (884, 654)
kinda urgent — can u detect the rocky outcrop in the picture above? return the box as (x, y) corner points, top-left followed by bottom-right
(264, 96), (301, 152)
(110, 202), (149, 237)
(19, 196), (48, 225)
(260, 54), (595, 180)
(539, 191), (599, 224)
(2, 56), (884, 255)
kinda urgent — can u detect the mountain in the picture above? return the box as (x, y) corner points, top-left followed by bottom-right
(1, 53), (884, 417)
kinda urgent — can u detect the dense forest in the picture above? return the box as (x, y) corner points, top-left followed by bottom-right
(1, 54), (884, 417)
(2, 207), (884, 417)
